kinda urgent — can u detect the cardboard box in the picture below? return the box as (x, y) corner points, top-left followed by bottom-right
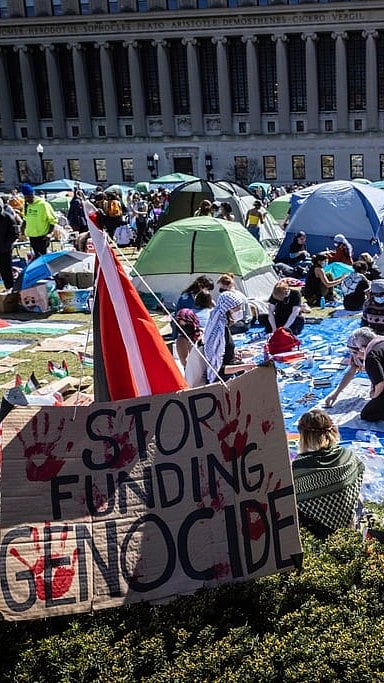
(55, 271), (94, 290)
(19, 285), (50, 314)
(0, 292), (19, 314)
(57, 289), (91, 313)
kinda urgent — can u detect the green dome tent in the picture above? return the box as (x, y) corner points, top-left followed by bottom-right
(132, 216), (278, 311)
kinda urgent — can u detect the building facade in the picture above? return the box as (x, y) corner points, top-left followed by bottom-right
(0, 0), (384, 186)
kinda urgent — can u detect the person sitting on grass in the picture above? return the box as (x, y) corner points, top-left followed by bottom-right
(303, 252), (345, 306)
(292, 408), (365, 539)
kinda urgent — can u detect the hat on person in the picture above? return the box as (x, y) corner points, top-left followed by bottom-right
(296, 230), (306, 238)
(20, 183), (34, 196)
(371, 279), (384, 295)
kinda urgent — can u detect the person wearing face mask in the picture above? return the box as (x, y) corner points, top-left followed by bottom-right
(203, 290), (256, 383)
(303, 252), (345, 307)
(216, 273), (252, 333)
(361, 279), (384, 334)
(325, 327), (384, 422)
(266, 281), (304, 335)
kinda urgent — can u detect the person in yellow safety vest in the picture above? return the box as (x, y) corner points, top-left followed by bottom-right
(21, 183), (57, 258)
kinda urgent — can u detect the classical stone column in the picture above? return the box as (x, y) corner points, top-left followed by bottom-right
(43, 45), (66, 138)
(182, 37), (203, 136)
(0, 49), (14, 139)
(16, 46), (40, 138)
(242, 35), (261, 135)
(363, 30), (378, 131)
(69, 43), (92, 137)
(155, 39), (174, 136)
(125, 41), (146, 137)
(332, 32), (348, 132)
(273, 34), (290, 134)
(98, 42), (119, 137)
(302, 33), (318, 133)
(212, 37), (232, 135)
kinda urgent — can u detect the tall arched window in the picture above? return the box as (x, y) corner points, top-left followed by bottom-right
(199, 39), (219, 115)
(258, 36), (277, 113)
(288, 34), (306, 112)
(169, 40), (189, 115)
(347, 32), (366, 110)
(229, 38), (247, 113)
(141, 42), (161, 115)
(317, 33), (336, 111)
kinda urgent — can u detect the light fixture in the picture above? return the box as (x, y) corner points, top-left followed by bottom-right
(205, 154), (214, 180)
(36, 143), (45, 182)
(147, 153), (159, 179)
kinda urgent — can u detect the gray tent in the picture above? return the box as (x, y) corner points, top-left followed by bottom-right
(159, 179), (256, 226)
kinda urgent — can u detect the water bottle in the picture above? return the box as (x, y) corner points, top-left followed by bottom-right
(319, 296), (326, 310)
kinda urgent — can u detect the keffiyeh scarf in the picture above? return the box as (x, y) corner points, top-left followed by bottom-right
(204, 290), (244, 383)
(293, 445), (364, 531)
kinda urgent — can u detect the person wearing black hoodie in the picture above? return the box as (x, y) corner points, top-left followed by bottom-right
(0, 197), (17, 290)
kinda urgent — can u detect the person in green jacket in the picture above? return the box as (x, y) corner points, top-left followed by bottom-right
(21, 183), (57, 257)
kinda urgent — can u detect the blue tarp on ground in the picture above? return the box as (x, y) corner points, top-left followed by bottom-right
(235, 311), (384, 502)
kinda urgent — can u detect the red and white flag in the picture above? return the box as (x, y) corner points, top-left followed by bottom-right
(84, 203), (187, 401)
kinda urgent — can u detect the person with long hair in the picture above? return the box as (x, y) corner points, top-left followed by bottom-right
(303, 252), (345, 306)
(174, 308), (202, 368)
(288, 231), (311, 270)
(293, 408), (364, 539)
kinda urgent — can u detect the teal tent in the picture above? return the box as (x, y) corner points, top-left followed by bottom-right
(132, 216), (277, 310)
(34, 178), (97, 193)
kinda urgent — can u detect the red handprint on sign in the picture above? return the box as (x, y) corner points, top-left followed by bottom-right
(10, 524), (78, 601)
(16, 412), (74, 481)
(217, 390), (251, 462)
(101, 411), (144, 469)
(245, 473), (282, 541)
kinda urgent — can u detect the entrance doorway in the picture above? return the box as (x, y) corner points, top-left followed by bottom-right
(173, 156), (193, 175)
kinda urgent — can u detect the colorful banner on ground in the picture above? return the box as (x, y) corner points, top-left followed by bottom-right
(0, 367), (302, 621)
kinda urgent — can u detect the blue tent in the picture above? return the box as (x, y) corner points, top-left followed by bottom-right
(17, 251), (92, 290)
(276, 180), (384, 261)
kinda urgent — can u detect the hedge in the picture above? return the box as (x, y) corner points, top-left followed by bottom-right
(2, 529), (384, 682)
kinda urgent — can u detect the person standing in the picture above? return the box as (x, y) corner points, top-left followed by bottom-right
(0, 197), (17, 290)
(21, 183), (57, 257)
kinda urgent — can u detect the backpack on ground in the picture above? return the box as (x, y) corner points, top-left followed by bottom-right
(268, 327), (301, 355)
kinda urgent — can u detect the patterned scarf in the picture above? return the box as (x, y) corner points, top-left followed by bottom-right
(293, 445), (364, 531)
(204, 290), (244, 383)
(175, 308), (201, 342)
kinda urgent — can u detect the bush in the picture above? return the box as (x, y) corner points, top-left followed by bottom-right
(2, 529), (384, 682)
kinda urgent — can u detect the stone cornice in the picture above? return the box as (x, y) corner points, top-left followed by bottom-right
(0, 6), (379, 42)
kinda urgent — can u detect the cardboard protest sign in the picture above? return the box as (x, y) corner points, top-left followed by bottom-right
(0, 366), (302, 621)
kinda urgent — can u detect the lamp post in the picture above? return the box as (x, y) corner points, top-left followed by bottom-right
(205, 154), (214, 181)
(36, 143), (44, 183)
(153, 152), (159, 178)
(147, 153), (159, 179)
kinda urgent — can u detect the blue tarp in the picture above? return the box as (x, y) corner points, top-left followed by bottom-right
(235, 312), (384, 502)
(277, 180), (384, 260)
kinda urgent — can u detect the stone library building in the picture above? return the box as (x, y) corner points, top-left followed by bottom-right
(0, 0), (384, 187)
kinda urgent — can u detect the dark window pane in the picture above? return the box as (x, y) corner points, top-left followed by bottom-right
(199, 38), (219, 115)
(84, 44), (105, 117)
(6, 48), (25, 119)
(30, 46), (52, 119)
(56, 45), (78, 118)
(229, 37), (247, 113)
(317, 33), (336, 111)
(377, 32), (384, 110)
(141, 42), (161, 115)
(292, 155), (305, 180)
(347, 32), (365, 111)
(288, 34), (306, 112)
(321, 154), (335, 180)
(112, 43), (132, 116)
(169, 40), (189, 115)
(259, 36), (277, 113)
